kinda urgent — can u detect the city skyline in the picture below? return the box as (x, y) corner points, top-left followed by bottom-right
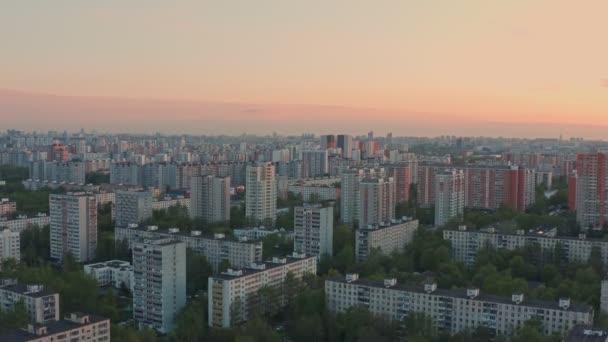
(2, 1), (608, 138)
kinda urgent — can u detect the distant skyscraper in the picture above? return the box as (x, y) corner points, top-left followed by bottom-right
(133, 237), (186, 334)
(575, 153), (607, 229)
(294, 204), (333, 259)
(387, 164), (412, 202)
(50, 193), (97, 262)
(301, 150), (328, 178)
(320, 135), (336, 149)
(358, 177), (396, 227)
(337, 134), (353, 159)
(246, 162), (277, 226)
(190, 175), (230, 224)
(115, 190), (153, 228)
(434, 169), (465, 227)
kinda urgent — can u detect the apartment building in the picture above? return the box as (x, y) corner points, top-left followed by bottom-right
(0, 213), (50, 233)
(359, 177), (396, 227)
(326, 275), (593, 337)
(245, 162), (277, 226)
(444, 225), (608, 268)
(355, 218), (419, 262)
(30, 161), (86, 185)
(340, 169), (364, 224)
(435, 169), (465, 227)
(0, 312), (110, 342)
(132, 237), (186, 333)
(114, 190), (153, 227)
(84, 260), (134, 292)
(386, 164), (412, 203)
(575, 153), (607, 229)
(233, 227), (294, 241)
(0, 280), (60, 324)
(294, 204), (333, 259)
(288, 177), (341, 202)
(300, 150), (329, 179)
(0, 228), (20, 263)
(152, 196), (191, 211)
(208, 253), (317, 328)
(49, 193), (97, 262)
(190, 175), (230, 224)
(115, 225), (262, 272)
(0, 198), (16, 217)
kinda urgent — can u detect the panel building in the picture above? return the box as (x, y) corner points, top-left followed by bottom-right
(435, 169), (465, 227)
(340, 169), (363, 224)
(49, 193), (97, 262)
(132, 237), (186, 334)
(294, 204), (333, 259)
(208, 253), (317, 328)
(114, 190), (153, 228)
(245, 162), (277, 226)
(190, 175), (230, 224)
(326, 275), (593, 337)
(0, 280), (60, 324)
(355, 218), (418, 262)
(337, 134), (353, 159)
(115, 225), (262, 272)
(358, 177), (396, 227)
(0, 313), (110, 342)
(0, 228), (20, 263)
(84, 260), (135, 292)
(300, 150), (329, 179)
(575, 153), (607, 229)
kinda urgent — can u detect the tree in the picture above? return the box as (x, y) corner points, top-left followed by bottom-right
(171, 298), (207, 342)
(186, 249), (213, 295)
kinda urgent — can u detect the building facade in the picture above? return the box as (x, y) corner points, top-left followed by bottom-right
(114, 190), (153, 227)
(190, 175), (230, 224)
(49, 193), (97, 262)
(575, 153), (607, 229)
(294, 204), (333, 259)
(0, 228), (20, 263)
(84, 260), (134, 292)
(355, 219), (418, 262)
(435, 169), (465, 227)
(208, 254), (317, 328)
(0, 280), (60, 324)
(245, 162), (277, 226)
(132, 237), (186, 334)
(0, 313), (110, 342)
(358, 177), (396, 228)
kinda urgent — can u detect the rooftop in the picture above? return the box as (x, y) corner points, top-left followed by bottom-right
(0, 283), (57, 298)
(0, 314), (108, 341)
(120, 224), (261, 244)
(211, 253), (314, 280)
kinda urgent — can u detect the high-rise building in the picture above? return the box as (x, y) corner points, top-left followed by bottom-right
(320, 135), (336, 149)
(50, 193), (97, 262)
(132, 237), (186, 334)
(190, 175), (230, 224)
(337, 134), (353, 159)
(355, 218), (418, 262)
(0, 199), (17, 217)
(340, 169), (363, 224)
(0, 228), (20, 263)
(358, 177), (396, 227)
(300, 150), (329, 178)
(386, 164), (411, 202)
(294, 204), (333, 259)
(575, 153), (607, 229)
(114, 190), (153, 228)
(208, 253), (317, 328)
(435, 169), (465, 227)
(245, 162), (277, 226)
(326, 275), (593, 337)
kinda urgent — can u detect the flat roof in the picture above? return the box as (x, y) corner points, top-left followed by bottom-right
(0, 314), (108, 341)
(0, 283), (57, 298)
(119, 225), (261, 244)
(211, 255), (315, 281)
(328, 277), (592, 314)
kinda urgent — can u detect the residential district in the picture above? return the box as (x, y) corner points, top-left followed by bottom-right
(0, 129), (608, 341)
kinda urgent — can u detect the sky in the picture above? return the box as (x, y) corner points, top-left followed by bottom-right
(1, 1), (607, 138)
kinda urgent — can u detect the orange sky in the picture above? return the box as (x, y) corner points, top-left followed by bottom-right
(1, 1), (607, 137)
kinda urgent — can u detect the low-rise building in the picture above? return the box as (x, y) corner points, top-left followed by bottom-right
(208, 253), (317, 328)
(115, 225), (262, 271)
(0, 312), (110, 342)
(0, 280), (60, 324)
(0, 213), (49, 233)
(355, 218), (418, 262)
(84, 260), (134, 292)
(326, 275), (593, 337)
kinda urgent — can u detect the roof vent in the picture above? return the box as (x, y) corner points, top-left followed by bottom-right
(346, 273), (359, 283)
(512, 293), (524, 304)
(384, 278), (397, 288)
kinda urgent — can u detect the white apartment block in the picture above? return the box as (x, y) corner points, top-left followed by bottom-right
(358, 177), (396, 227)
(444, 226), (608, 268)
(114, 190), (153, 227)
(152, 197), (191, 211)
(435, 169), (465, 227)
(208, 253), (317, 328)
(190, 175), (230, 224)
(0, 280), (60, 324)
(326, 275), (593, 337)
(0, 228), (20, 263)
(294, 204), (333, 259)
(233, 227), (294, 241)
(115, 225), (262, 272)
(50, 193), (97, 262)
(0, 214), (50, 233)
(0, 313), (110, 342)
(84, 260), (135, 292)
(246, 162), (277, 226)
(132, 237), (186, 334)
(356, 218), (418, 262)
